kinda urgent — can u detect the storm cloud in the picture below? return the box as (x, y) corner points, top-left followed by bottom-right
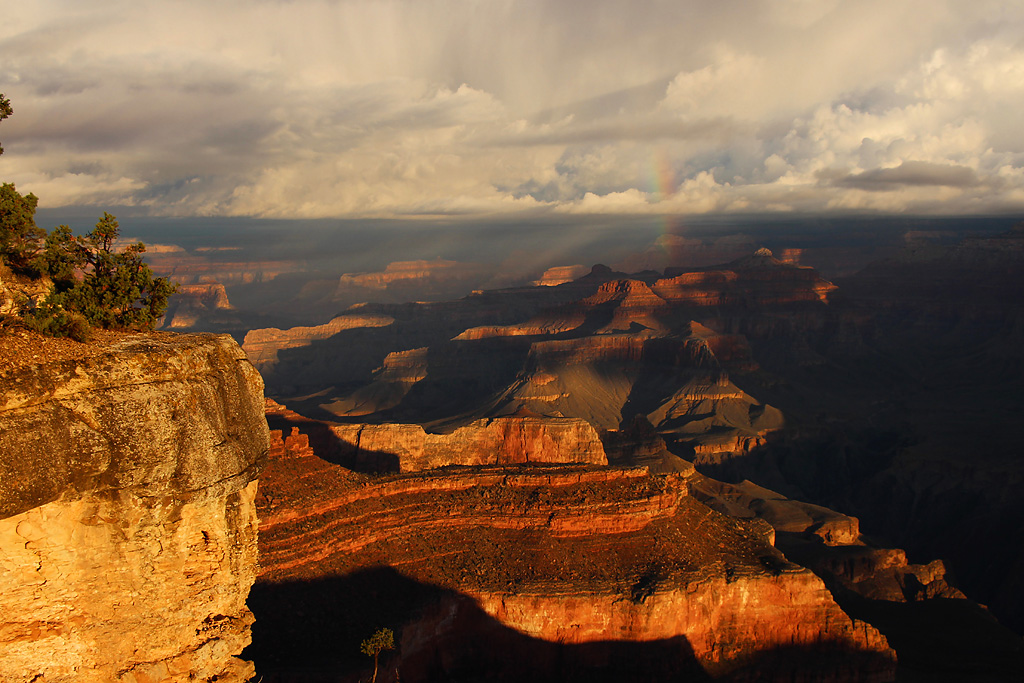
(831, 161), (983, 191)
(1, 0), (1023, 218)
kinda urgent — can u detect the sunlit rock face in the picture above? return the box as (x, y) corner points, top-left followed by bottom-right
(161, 283), (236, 329)
(242, 312), (395, 375)
(253, 421), (896, 682)
(328, 415), (607, 471)
(0, 333), (269, 683)
(532, 264), (589, 287)
(655, 265), (837, 308)
(0, 267), (51, 317)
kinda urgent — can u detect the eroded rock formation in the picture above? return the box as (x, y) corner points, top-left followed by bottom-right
(243, 312), (395, 374)
(161, 283), (236, 330)
(265, 399), (606, 472)
(329, 414), (607, 471)
(253, 406), (896, 682)
(0, 332), (269, 683)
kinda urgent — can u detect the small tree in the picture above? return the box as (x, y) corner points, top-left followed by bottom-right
(0, 98), (43, 271)
(41, 212), (176, 331)
(0, 92), (11, 156)
(0, 182), (44, 272)
(360, 627), (395, 683)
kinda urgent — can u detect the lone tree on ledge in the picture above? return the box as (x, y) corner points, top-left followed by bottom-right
(39, 212), (176, 331)
(360, 627), (395, 683)
(0, 182), (44, 271)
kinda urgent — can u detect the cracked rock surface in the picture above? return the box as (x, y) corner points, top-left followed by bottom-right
(0, 331), (268, 683)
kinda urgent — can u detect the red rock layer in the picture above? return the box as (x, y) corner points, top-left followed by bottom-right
(255, 436), (896, 681)
(655, 250), (836, 306)
(266, 399), (607, 472)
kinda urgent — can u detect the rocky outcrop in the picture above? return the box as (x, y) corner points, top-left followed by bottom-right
(655, 249), (837, 306)
(688, 476), (966, 604)
(253, 437), (895, 682)
(320, 346), (429, 417)
(0, 332), (269, 683)
(265, 399), (606, 473)
(329, 414), (607, 472)
(242, 312), (394, 373)
(0, 265), (50, 317)
(161, 283), (236, 329)
(531, 264), (589, 287)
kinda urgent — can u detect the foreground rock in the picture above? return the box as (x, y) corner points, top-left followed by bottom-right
(0, 331), (269, 683)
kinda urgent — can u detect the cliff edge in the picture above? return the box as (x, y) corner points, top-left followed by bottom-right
(0, 331), (269, 683)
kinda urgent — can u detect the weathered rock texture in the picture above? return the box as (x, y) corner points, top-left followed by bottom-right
(254, 429), (895, 682)
(265, 399), (606, 474)
(0, 332), (269, 683)
(328, 414), (607, 472)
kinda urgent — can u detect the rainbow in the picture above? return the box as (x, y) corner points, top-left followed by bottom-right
(649, 150), (685, 254)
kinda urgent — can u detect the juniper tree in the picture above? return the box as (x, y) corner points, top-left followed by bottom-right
(360, 627), (395, 683)
(0, 92), (11, 156)
(42, 213), (176, 331)
(0, 182), (44, 271)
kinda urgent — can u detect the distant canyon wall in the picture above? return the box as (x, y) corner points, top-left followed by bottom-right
(0, 333), (269, 683)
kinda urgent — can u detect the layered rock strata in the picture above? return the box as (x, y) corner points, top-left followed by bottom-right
(0, 332), (269, 683)
(328, 415), (607, 471)
(266, 400), (606, 472)
(242, 313), (395, 373)
(254, 431), (895, 682)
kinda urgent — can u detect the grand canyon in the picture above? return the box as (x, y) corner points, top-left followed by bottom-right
(4, 4), (1024, 678)
(5, 221), (1021, 681)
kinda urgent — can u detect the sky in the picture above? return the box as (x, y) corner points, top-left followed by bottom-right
(1, 0), (1023, 220)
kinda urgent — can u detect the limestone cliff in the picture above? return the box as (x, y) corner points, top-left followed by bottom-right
(0, 331), (269, 683)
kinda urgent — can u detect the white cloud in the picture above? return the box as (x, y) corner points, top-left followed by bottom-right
(0, 0), (1023, 218)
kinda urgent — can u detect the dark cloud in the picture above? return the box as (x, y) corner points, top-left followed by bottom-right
(830, 161), (983, 191)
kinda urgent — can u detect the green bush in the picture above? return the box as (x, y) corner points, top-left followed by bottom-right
(20, 301), (92, 342)
(39, 213), (176, 331)
(0, 182), (44, 273)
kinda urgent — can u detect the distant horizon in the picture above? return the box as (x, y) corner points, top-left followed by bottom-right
(33, 208), (1024, 294)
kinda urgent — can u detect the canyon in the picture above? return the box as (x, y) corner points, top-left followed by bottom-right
(252, 408), (897, 682)
(3, 223), (1022, 681)
(243, 236), (1024, 681)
